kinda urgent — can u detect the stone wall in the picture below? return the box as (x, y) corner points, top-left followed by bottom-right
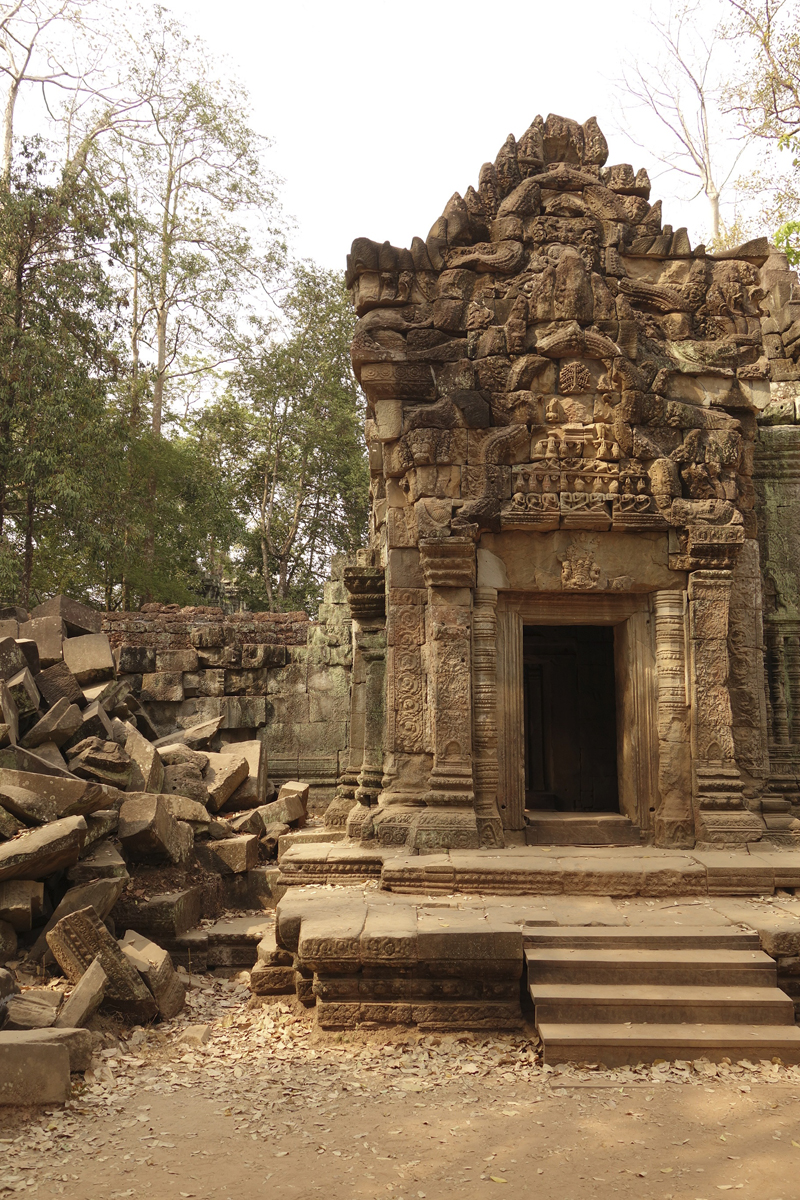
(101, 570), (353, 813)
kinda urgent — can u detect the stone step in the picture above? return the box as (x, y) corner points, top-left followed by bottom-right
(531, 983), (795, 1025)
(523, 925), (761, 951)
(525, 947), (777, 987)
(537, 1021), (800, 1067)
(524, 812), (643, 846)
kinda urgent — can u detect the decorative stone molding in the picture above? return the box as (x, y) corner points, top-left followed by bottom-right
(419, 539), (476, 590)
(343, 566), (386, 621)
(472, 587), (504, 848)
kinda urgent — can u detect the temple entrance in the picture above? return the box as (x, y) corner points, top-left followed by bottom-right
(523, 625), (619, 813)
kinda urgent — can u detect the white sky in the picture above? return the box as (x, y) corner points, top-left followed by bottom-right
(159, 0), (759, 270)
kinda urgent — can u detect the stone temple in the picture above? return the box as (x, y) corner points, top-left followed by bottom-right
(323, 112), (800, 854)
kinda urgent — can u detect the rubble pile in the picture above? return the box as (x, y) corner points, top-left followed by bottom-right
(0, 595), (312, 1104)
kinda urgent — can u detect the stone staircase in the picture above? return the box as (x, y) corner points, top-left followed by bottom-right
(526, 926), (800, 1066)
(524, 812), (643, 846)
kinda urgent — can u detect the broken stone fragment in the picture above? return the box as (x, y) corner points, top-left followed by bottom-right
(203, 752), (249, 811)
(229, 808), (265, 836)
(0, 815), (87, 882)
(62, 633), (115, 686)
(153, 716), (223, 751)
(177, 1023), (210, 1046)
(162, 761), (209, 806)
(0, 880), (44, 931)
(0, 769), (108, 819)
(0, 680), (18, 747)
(260, 821), (290, 859)
(62, 699), (113, 751)
(68, 739), (132, 788)
(0, 637), (28, 682)
(19, 616), (66, 669)
(0, 1038), (70, 1105)
(82, 808), (120, 847)
(45, 905), (158, 1022)
(6, 667), (41, 719)
(157, 743), (209, 771)
(26, 876), (125, 963)
(20, 697), (82, 749)
(54, 956), (108, 1028)
(207, 815), (235, 839)
(34, 661), (85, 709)
(118, 794), (194, 864)
(195, 834), (258, 875)
(66, 838), (127, 885)
(0, 783), (58, 825)
(125, 723), (164, 793)
(119, 930), (186, 1019)
(29, 595), (101, 636)
(112, 886), (203, 940)
(0, 918), (17, 963)
(255, 786), (308, 829)
(0, 806), (23, 840)
(220, 739), (268, 807)
(15, 639), (40, 675)
(5, 988), (62, 1030)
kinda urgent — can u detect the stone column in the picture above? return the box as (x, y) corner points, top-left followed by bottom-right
(652, 590), (694, 847)
(688, 569), (765, 845)
(330, 564), (386, 841)
(410, 538), (480, 849)
(472, 587), (504, 848)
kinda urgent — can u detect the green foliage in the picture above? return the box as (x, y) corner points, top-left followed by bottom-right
(199, 262), (368, 613)
(775, 218), (800, 263)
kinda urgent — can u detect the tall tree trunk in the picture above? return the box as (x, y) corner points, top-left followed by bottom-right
(21, 485), (34, 606)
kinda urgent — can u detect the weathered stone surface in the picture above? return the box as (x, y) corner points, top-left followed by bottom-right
(0, 679), (18, 747)
(68, 738), (131, 788)
(62, 699), (113, 750)
(20, 698), (82, 749)
(30, 596), (101, 636)
(153, 717), (223, 750)
(163, 794), (210, 827)
(5, 989), (61, 1029)
(0, 783), (58, 825)
(0, 1039), (70, 1104)
(195, 834), (258, 875)
(45, 905), (158, 1021)
(203, 752), (249, 812)
(7, 667), (40, 718)
(27, 877), (125, 962)
(229, 808), (265, 836)
(0, 637), (28, 681)
(0, 769), (107, 818)
(0, 815), (87, 881)
(54, 956), (108, 1028)
(0, 806), (23, 840)
(0, 918), (17, 963)
(220, 739), (268, 807)
(62, 633), (114, 686)
(256, 787), (307, 828)
(0, 880), (44, 931)
(20, 616), (66, 668)
(125, 724), (164, 793)
(205, 915), (272, 967)
(66, 838), (128, 885)
(112, 887), (203, 939)
(34, 661), (85, 709)
(119, 931), (186, 1018)
(1, 1025), (92, 1071)
(118, 795), (193, 864)
(162, 762), (209, 806)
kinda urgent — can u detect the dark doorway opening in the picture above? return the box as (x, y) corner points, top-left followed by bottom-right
(523, 624), (619, 813)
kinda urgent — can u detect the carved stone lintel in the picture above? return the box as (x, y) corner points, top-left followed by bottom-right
(419, 538), (476, 589)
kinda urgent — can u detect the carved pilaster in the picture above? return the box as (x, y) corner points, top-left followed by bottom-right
(767, 626), (791, 746)
(787, 634), (800, 745)
(354, 629), (386, 807)
(471, 587), (504, 848)
(652, 590), (693, 847)
(688, 570), (765, 844)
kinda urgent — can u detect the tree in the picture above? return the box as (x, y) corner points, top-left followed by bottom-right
(200, 262), (369, 613)
(0, 138), (126, 605)
(87, 4), (284, 438)
(617, 1), (751, 245)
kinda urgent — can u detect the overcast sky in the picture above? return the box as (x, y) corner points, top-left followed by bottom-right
(155, 0), (753, 270)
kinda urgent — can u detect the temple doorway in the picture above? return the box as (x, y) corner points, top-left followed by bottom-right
(523, 624), (619, 813)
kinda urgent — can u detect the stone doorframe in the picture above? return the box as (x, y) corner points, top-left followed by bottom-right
(493, 589), (692, 845)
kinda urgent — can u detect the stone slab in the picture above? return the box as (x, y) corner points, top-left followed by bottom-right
(0, 1039), (70, 1104)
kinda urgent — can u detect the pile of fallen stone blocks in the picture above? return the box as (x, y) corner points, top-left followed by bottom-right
(0, 594), (313, 1101)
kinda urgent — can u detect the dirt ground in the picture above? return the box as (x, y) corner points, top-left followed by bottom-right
(2, 970), (800, 1200)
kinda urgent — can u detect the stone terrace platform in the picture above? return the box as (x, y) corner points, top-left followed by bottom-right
(278, 841), (800, 897)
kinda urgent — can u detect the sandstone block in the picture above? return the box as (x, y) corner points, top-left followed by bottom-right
(203, 752), (249, 811)
(153, 716), (223, 750)
(20, 616), (66, 668)
(155, 649), (199, 672)
(220, 739), (267, 806)
(205, 915), (272, 967)
(21, 698), (82, 749)
(66, 839), (128, 885)
(119, 931), (186, 1019)
(229, 809), (265, 836)
(0, 680), (18, 746)
(54, 956), (108, 1028)
(116, 644), (155, 673)
(7, 668), (40, 718)
(0, 880), (43, 931)
(112, 886), (203, 939)
(46, 905), (158, 1022)
(63, 699), (113, 751)
(256, 790), (307, 828)
(125, 724), (164, 793)
(62, 633), (114, 686)
(163, 794), (210, 827)
(0, 919), (17, 963)
(0, 1039), (70, 1104)
(0, 769), (106, 818)
(27, 876), (125, 962)
(0, 815), (87, 882)
(250, 963), (296, 995)
(0, 806), (23, 839)
(177, 1023), (210, 1046)
(35, 661), (85, 709)
(29, 596), (101, 636)
(0, 966), (18, 999)
(83, 808), (120, 846)
(5, 989), (61, 1029)
(162, 762), (209, 806)
(1, 1025), (92, 1071)
(118, 795), (193, 864)
(16, 638), (40, 675)
(0, 783), (57, 825)
(0, 637), (28, 682)
(195, 834), (258, 875)
(67, 739), (131, 788)
(140, 672), (184, 702)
